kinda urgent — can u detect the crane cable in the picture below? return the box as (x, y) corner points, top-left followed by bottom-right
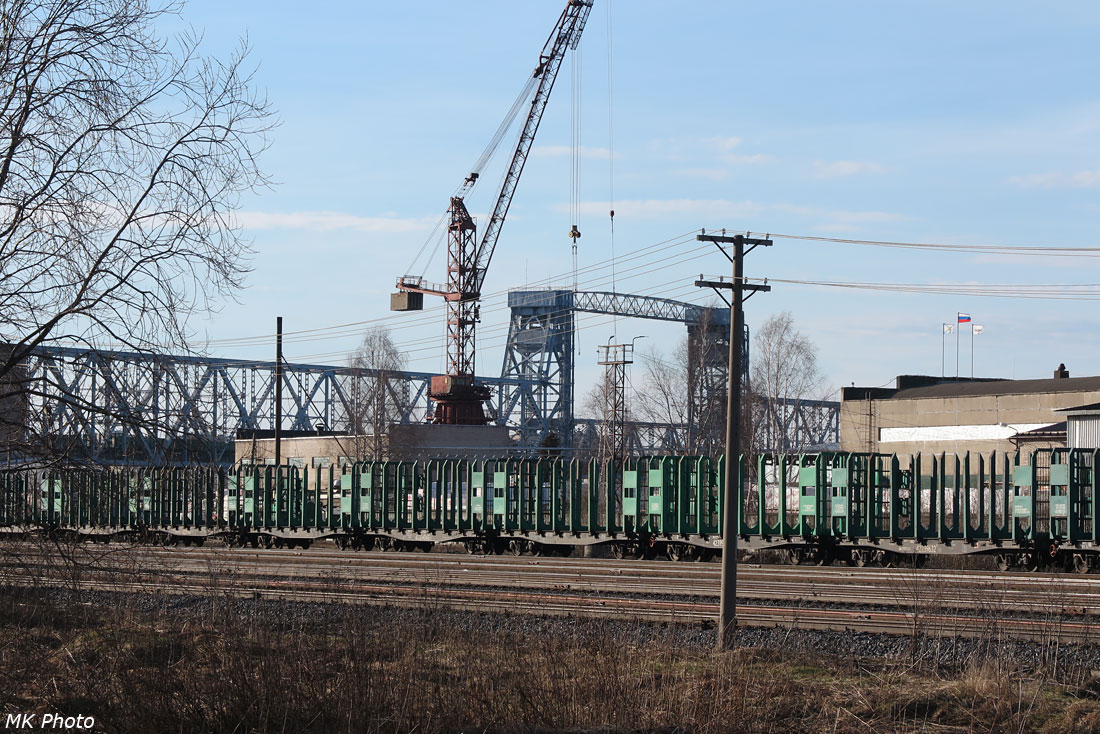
(569, 31), (583, 290)
(606, 0), (616, 299)
(404, 74), (540, 280)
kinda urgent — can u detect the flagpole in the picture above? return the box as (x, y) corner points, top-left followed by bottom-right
(941, 325), (945, 378)
(971, 323), (974, 378)
(955, 314), (960, 377)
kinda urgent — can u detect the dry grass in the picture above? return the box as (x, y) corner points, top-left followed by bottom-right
(1, 584), (1100, 734)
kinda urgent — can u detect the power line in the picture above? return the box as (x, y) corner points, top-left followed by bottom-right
(763, 231), (1100, 257)
(743, 277), (1100, 300)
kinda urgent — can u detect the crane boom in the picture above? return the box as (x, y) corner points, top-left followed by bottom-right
(393, 0), (593, 425)
(472, 0), (593, 293)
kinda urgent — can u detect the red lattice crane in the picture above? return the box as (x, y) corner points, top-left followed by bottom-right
(392, 0), (593, 425)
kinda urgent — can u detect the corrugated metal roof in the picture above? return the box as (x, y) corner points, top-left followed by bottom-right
(889, 375), (1100, 401)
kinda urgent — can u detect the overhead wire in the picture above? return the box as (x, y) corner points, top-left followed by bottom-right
(764, 231), (1100, 257)
(199, 229), (703, 348)
(286, 247), (723, 363)
(288, 276), (710, 365)
(743, 277), (1100, 300)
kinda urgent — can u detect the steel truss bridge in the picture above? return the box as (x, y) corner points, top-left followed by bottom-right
(12, 290), (838, 463)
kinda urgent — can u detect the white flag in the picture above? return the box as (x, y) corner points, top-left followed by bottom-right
(973, 324), (984, 335)
(943, 324), (953, 334)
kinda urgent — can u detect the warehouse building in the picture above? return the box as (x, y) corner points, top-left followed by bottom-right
(840, 365), (1100, 456)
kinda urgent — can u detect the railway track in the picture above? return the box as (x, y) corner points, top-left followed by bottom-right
(4, 543), (1100, 642)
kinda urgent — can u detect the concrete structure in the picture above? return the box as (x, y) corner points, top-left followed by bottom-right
(840, 367), (1100, 456)
(234, 424), (513, 467)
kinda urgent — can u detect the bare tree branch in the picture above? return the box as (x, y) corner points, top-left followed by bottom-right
(0, 1), (274, 463)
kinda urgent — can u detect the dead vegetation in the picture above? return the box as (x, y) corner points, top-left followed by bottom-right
(2, 582), (1100, 734)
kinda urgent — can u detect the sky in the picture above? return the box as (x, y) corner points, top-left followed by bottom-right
(171, 1), (1100, 404)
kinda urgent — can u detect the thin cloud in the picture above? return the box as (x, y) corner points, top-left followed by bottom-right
(531, 145), (618, 160)
(704, 135), (743, 153)
(773, 204), (908, 233)
(724, 153), (772, 165)
(1008, 169), (1100, 188)
(569, 198), (765, 219)
(234, 211), (436, 233)
(812, 160), (885, 178)
(676, 168), (729, 181)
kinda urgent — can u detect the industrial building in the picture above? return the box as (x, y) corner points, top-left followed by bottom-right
(840, 365), (1100, 455)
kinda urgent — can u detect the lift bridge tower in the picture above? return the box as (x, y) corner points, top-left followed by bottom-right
(500, 289), (748, 451)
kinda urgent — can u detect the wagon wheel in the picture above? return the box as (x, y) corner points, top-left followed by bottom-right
(994, 553), (1010, 572)
(850, 549), (868, 568)
(508, 540), (524, 556)
(1072, 553), (1090, 574)
(530, 543), (545, 557)
(666, 543), (684, 562)
(610, 543), (626, 560)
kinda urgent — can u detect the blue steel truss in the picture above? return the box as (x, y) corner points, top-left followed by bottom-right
(12, 292), (839, 464)
(502, 289), (751, 451)
(18, 345), (529, 464)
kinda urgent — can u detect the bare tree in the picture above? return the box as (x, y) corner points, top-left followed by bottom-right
(345, 326), (407, 460)
(750, 311), (826, 453)
(635, 308), (729, 456)
(578, 371), (633, 459)
(634, 346), (688, 426)
(0, 1), (274, 462)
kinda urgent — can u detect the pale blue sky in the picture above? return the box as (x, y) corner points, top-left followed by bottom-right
(176, 1), (1100, 400)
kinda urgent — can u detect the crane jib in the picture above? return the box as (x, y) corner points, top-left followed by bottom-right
(390, 0), (595, 424)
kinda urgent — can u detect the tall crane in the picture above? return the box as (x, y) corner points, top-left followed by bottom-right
(391, 0), (594, 425)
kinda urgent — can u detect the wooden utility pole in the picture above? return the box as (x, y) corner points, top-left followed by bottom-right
(274, 316), (283, 468)
(695, 231), (771, 651)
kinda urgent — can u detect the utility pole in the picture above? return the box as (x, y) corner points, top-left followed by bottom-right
(695, 231), (771, 651)
(274, 316), (283, 468)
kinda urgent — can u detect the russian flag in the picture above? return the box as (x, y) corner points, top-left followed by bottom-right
(958, 313), (971, 323)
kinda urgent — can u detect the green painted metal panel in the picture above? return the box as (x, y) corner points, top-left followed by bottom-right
(623, 496), (637, 516)
(648, 468), (663, 489)
(1012, 465), (1032, 487)
(648, 495), (662, 515)
(1050, 464), (1070, 486)
(1050, 496), (1069, 518)
(623, 471), (639, 490)
(799, 492), (817, 515)
(831, 468), (848, 488)
(1012, 495), (1032, 518)
(831, 497), (847, 517)
(798, 467), (816, 488)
